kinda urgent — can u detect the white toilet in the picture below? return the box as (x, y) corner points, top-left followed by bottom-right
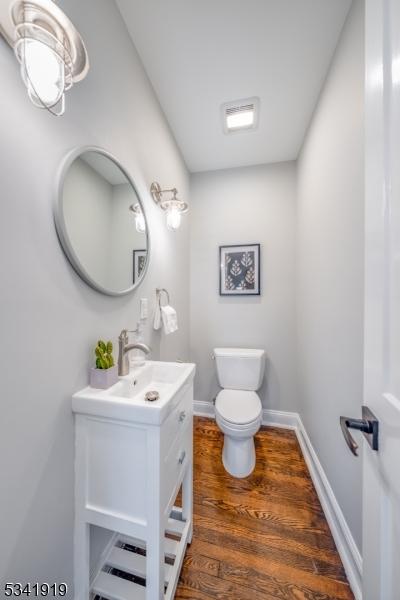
(214, 347), (265, 478)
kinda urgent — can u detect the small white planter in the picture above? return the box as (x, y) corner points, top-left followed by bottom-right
(90, 365), (118, 389)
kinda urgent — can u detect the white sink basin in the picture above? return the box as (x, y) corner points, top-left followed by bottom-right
(72, 361), (196, 424)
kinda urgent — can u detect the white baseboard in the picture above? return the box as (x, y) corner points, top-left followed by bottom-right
(295, 414), (362, 600)
(194, 402), (362, 600)
(194, 400), (215, 418)
(261, 408), (298, 429)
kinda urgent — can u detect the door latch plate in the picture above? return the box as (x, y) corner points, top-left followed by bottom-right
(361, 405), (379, 451)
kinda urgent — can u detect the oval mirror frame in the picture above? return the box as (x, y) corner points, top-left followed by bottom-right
(54, 146), (150, 296)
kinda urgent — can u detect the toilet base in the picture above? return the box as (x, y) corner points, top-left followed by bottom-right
(222, 434), (256, 478)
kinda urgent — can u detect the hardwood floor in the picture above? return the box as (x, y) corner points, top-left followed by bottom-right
(175, 417), (354, 600)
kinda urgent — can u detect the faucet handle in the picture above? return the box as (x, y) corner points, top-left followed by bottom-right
(119, 329), (129, 342)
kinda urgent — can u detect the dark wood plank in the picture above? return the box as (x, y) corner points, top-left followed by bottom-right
(192, 513), (346, 582)
(193, 468), (327, 516)
(176, 417), (355, 600)
(177, 566), (286, 600)
(194, 499), (337, 553)
(194, 444), (311, 472)
(185, 539), (353, 600)
(182, 552), (220, 577)
(194, 441), (313, 479)
(177, 564), (352, 600)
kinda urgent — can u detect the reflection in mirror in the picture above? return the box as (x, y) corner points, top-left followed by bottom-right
(57, 149), (149, 296)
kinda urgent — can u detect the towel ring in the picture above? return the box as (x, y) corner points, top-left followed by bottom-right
(156, 288), (170, 308)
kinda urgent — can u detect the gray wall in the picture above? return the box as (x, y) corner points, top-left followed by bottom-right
(0, 0), (189, 591)
(189, 162), (297, 411)
(296, 0), (364, 550)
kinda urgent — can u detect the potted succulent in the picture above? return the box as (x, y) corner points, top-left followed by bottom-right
(90, 340), (118, 389)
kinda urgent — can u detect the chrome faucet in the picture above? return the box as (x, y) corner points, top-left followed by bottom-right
(118, 329), (151, 376)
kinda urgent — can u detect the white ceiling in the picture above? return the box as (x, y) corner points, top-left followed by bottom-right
(117, 0), (352, 173)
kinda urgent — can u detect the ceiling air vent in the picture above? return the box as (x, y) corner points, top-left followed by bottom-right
(222, 97), (260, 134)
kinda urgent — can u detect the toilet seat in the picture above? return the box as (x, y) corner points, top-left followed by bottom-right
(215, 389), (262, 425)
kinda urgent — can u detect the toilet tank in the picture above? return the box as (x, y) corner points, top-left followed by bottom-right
(214, 348), (265, 391)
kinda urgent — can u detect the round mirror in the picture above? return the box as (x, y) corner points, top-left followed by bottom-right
(55, 147), (149, 296)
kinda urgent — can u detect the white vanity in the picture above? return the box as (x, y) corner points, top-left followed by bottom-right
(72, 360), (195, 600)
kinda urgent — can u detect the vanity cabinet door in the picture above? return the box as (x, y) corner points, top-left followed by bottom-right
(162, 420), (192, 511)
(81, 416), (148, 524)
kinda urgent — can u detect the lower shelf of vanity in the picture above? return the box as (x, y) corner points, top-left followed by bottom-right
(91, 509), (189, 600)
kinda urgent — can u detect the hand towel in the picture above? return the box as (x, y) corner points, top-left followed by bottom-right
(161, 305), (178, 335)
(153, 304), (162, 330)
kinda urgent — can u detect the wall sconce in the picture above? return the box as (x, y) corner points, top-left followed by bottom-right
(150, 182), (188, 231)
(0, 0), (89, 116)
(129, 203), (146, 234)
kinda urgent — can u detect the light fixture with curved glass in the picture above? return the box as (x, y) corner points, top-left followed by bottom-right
(0, 0), (89, 116)
(150, 182), (188, 231)
(130, 203), (146, 234)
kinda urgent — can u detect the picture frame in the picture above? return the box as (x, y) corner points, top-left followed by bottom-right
(219, 244), (260, 296)
(133, 249), (147, 283)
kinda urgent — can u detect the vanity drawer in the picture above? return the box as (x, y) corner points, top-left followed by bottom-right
(162, 422), (192, 509)
(161, 383), (193, 454)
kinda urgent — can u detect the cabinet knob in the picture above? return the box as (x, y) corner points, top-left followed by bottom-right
(178, 450), (186, 465)
(179, 410), (186, 422)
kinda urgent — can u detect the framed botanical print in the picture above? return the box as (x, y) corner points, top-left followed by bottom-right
(219, 244), (260, 296)
(133, 249), (147, 283)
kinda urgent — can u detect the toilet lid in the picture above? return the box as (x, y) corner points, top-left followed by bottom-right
(216, 389), (262, 425)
